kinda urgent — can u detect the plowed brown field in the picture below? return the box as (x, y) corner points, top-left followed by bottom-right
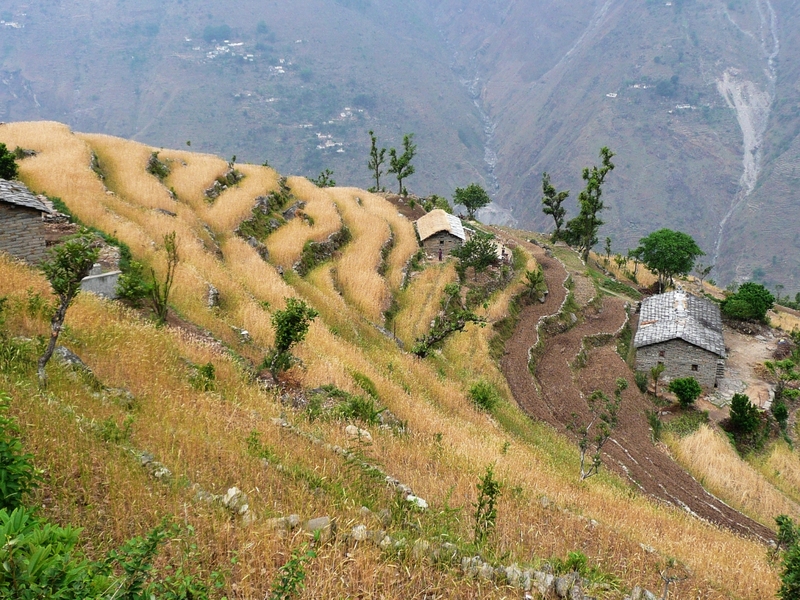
(500, 241), (773, 540)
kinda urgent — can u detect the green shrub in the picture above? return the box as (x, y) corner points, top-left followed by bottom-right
(668, 377), (702, 408)
(721, 282), (775, 322)
(469, 380), (500, 411)
(0, 393), (37, 511)
(729, 393), (760, 434)
(352, 372), (379, 399)
(666, 410), (709, 437)
(634, 371), (649, 394)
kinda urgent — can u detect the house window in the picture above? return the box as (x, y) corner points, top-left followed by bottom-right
(658, 350), (665, 358)
(440, 240), (444, 245)
(691, 364), (698, 371)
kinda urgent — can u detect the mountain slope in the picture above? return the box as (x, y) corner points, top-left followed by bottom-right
(0, 121), (794, 598)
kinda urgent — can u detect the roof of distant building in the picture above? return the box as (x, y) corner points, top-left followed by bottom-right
(0, 179), (51, 213)
(633, 288), (725, 357)
(415, 209), (465, 242)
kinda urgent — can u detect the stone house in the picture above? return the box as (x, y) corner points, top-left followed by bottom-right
(415, 209), (466, 258)
(634, 288), (725, 388)
(0, 179), (52, 264)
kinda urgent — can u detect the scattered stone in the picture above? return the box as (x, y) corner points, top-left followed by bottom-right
(554, 572), (580, 598)
(266, 514), (300, 533)
(532, 571), (555, 596)
(155, 208), (177, 217)
(303, 516), (334, 541)
(246, 236), (270, 261)
(406, 494), (428, 510)
(350, 524), (369, 542)
(207, 284), (220, 308)
(282, 201), (306, 220)
(221, 487), (250, 516)
(345, 424), (373, 442)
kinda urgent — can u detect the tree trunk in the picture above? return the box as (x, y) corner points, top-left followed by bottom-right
(37, 299), (69, 387)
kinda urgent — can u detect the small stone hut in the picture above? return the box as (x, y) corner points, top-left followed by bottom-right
(0, 179), (52, 264)
(415, 209), (465, 257)
(634, 288), (725, 387)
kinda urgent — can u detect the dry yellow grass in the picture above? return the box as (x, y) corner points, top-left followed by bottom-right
(754, 442), (800, 505)
(0, 123), (787, 599)
(669, 425), (800, 524)
(394, 262), (459, 347)
(357, 190), (419, 291)
(266, 178), (342, 267)
(328, 188), (391, 322)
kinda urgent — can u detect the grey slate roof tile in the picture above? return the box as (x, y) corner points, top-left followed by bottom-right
(0, 179), (51, 213)
(633, 288), (725, 357)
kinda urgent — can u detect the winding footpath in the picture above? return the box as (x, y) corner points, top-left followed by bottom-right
(501, 242), (773, 541)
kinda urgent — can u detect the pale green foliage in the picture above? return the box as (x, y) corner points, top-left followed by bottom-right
(569, 378), (625, 480)
(367, 130), (386, 192)
(563, 147), (615, 261)
(541, 172), (569, 240)
(388, 133), (416, 195)
(38, 231), (99, 386)
(150, 231), (179, 325)
(473, 465), (501, 546)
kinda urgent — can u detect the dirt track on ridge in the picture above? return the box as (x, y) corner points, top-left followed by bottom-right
(500, 242), (774, 541)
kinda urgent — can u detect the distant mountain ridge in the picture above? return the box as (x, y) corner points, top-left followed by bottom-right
(2, 0), (799, 289)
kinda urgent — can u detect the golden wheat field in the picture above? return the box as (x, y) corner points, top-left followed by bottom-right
(0, 121), (795, 599)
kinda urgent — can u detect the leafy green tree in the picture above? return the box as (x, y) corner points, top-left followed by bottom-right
(568, 378), (625, 480)
(541, 172), (569, 240)
(367, 130), (386, 192)
(523, 266), (547, 303)
(694, 262), (713, 290)
(668, 377), (702, 408)
(37, 231), (99, 386)
(453, 183), (491, 220)
(721, 282), (775, 322)
(728, 393), (760, 434)
(451, 232), (497, 279)
(265, 297), (319, 377)
(633, 229), (704, 292)
(388, 133), (416, 195)
(563, 147), (615, 262)
(765, 359), (800, 403)
(650, 363), (665, 399)
(0, 143), (18, 180)
(412, 283), (486, 357)
(310, 168), (335, 187)
(421, 194), (452, 213)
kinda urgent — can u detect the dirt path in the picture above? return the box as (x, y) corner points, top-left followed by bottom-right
(501, 242), (774, 541)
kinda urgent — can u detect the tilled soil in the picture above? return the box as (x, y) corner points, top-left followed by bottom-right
(501, 242), (774, 541)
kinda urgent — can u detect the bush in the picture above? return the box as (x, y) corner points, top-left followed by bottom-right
(668, 377), (702, 408)
(729, 393), (760, 434)
(721, 282), (775, 322)
(0, 394), (37, 511)
(634, 371), (649, 394)
(468, 380), (500, 412)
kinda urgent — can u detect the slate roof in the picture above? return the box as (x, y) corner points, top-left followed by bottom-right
(415, 209), (466, 242)
(0, 179), (51, 213)
(633, 288), (726, 357)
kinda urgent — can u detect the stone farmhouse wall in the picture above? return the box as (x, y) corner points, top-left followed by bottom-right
(636, 338), (723, 388)
(422, 231), (462, 257)
(0, 203), (48, 264)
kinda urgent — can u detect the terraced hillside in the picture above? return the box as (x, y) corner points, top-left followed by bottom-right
(0, 121), (795, 598)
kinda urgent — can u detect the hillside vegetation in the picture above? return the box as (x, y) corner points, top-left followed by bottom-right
(0, 121), (792, 598)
